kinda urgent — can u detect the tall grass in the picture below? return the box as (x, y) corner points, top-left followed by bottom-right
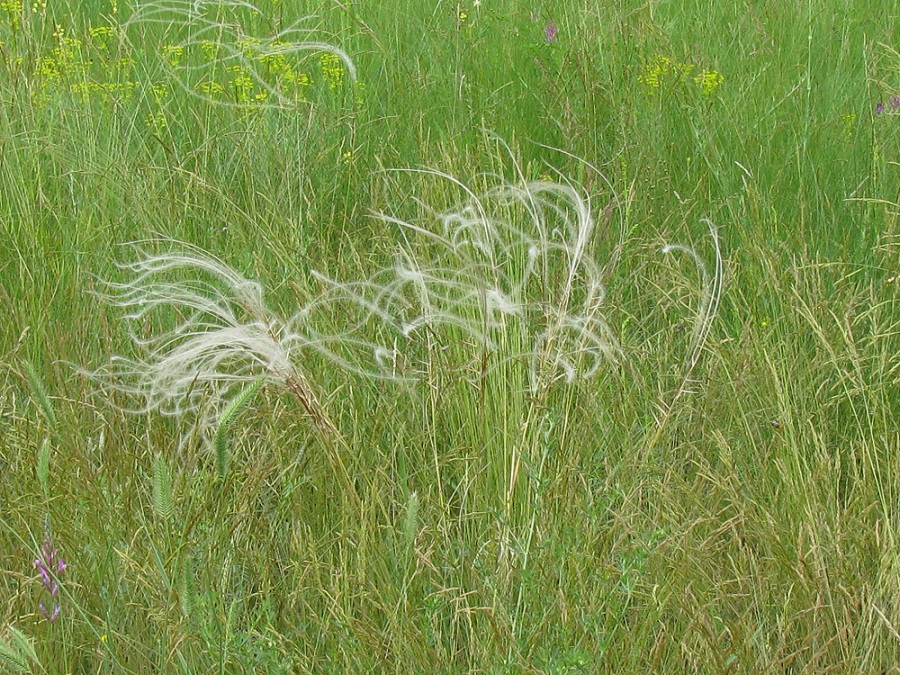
(1, 0), (899, 672)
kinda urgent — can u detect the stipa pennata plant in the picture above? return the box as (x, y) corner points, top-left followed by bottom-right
(661, 218), (723, 374)
(313, 165), (625, 393)
(89, 240), (337, 437)
(89, 160), (721, 462)
(644, 218), (723, 450)
(123, 0), (356, 109)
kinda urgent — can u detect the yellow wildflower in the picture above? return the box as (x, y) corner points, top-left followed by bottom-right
(199, 81), (224, 96)
(147, 111), (167, 133)
(320, 52), (344, 90)
(1, 1), (22, 30)
(840, 112), (856, 137)
(200, 41), (218, 61)
(228, 64), (255, 102)
(162, 44), (183, 66)
(694, 69), (724, 95)
(89, 26), (114, 38)
(638, 55), (673, 89)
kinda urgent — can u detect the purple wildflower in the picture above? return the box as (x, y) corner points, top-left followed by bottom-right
(34, 535), (65, 622)
(876, 102), (886, 115)
(544, 22), (558, 44)
(39, 601), (61, 622)
(891, 96), (900, 111)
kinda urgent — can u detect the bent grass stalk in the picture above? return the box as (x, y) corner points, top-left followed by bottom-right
(643, 218), (724, 455)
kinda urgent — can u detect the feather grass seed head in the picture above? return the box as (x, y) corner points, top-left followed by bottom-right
(89, 240), (335, 436)
(361, 167), (624, 392)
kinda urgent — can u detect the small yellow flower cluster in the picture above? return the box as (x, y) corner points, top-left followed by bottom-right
(258, 42), (290, 74)
(27, 21), (140, 109)
(638, 55), (693, 89)
(146, 110), (167, 133)
(89, 25), (114, 39)
(35, 56), (59, 90)
(320, 52), (345, 90)
(200, 40), (218, 61)
(256, 41), (312, 101)
(151, 83), (167, 103)
(227, 63), (255, 102)
(639, 54), (724, 96)
(0, 0), (22, 31)
(32, 26), (86, 104)
(294, 71), (311, 95)
(52, 25), (80, 57)
(88, 24), (117, 55)
(199, 81), (224, 96)
(183, 37), (321, 105)
(694, 68), (724, 95)
(840, 112), (856, 137)
(162, 44), (183, 67)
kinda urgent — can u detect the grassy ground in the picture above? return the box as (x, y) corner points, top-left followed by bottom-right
(1, 0), (899, 672)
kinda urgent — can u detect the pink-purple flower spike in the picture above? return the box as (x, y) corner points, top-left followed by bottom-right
(34, 535), (65, 622)
(544, 22), (559, 43)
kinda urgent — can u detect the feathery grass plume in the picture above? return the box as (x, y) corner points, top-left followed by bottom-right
(95, 162), (626, 421)
(643, 218), (723, 454)
(22, 360), (57, 438)
(312, 160), (624, 393)
(90, 239), (337, 438)
(123, 0), (356, 110)
(92, 162), (714, 461)
(660, 218), (723, 372)
(152, 453), (173, 521)
(0, 625), (41, 674)
(213, 378), (265, 479)
(36, 437), (51, 500)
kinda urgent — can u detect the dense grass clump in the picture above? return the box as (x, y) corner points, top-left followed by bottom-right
(1, 0), (899, 672)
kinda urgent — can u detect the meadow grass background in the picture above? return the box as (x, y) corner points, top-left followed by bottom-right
(0, 0), (899, 672)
